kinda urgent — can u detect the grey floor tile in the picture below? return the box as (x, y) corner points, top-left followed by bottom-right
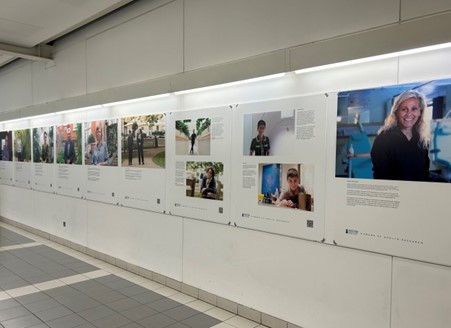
(48, 270), (79, 279)
(165, 323), (191, 328)
(90, 290), (127, 304)
(28, 324), (51, 328)
(121, 305), (157, 321)
(24, 299), (61, 313)
(147, 298), (181, 312)
(0, 278), (29, 290)
(90, 313), (131, 328)
(181, 313), (221, 328)
(43, 287), (84, 301)
(59, 298), (101, 313)
(117, 285), (149, 297)
(45, 313), (88, 328)
(92, 275), (120, 285)
(0, 300), (21, 311)
(99, 278), (134, 290)
(15, 292), (52, 306)
(163, 305), (200, 321)
(137, 313), (177, 328)
(34, 305), (73, 322)
(1, 314), (43, 328)
(131, 291), (164, 304)
(0, 305), (31, 321)
(77, 305), (116, 322)
(105, 298), (142, 312)
(71, 266), (98, 274)
(120, 323), (145, 328)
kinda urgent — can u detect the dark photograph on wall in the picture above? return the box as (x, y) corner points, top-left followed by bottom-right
(0, 131), (13, 161)
(175, 118), (211, 156)
(258, 163), (314, 212)
(335, 78), (451, 183)
(56, 123), (82, 165)
(14, 129), (31, 162)
(33, 127), (54, 164)
(243, 110), (296, 157)
(121, 115), (165, 168)
(185, 161), (224, 201)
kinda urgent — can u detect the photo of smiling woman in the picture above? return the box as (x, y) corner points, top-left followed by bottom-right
(371, 90), (430, 181)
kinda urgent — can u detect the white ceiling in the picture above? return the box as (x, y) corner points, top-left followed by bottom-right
(0, 0), (134, 68)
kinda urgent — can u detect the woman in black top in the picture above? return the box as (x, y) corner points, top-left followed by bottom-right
(371, 90), (430, 181)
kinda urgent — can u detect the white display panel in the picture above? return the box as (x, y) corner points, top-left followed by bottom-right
(166, 107), (231, 224)
(55, 123), (85, 198)
(232, 95), (327, 241)
(32, 126), (55, 193)
(329, 78), (451, 266)
(84, 119), (119, 205)
(119, 114), (166, 212)
(0, 161), (13, 185)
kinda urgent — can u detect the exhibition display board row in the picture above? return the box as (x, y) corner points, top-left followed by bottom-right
(1, 77), (451, 267)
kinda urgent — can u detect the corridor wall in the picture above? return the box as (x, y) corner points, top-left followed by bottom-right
(1, 1), (451, 327)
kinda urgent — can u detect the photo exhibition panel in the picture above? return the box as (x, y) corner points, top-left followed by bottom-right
(166, 106), (232, 224)
(328, 78), (451, 266)
(231, 95), (328, 241)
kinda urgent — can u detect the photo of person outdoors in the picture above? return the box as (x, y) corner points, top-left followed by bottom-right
(121, 115), (165, 168)
(258, 163), (314, 212)
(33, 127), (54, 163)
(200, 166), (216, 199)
(243, 110), (296, 156)
(190, 129), (196, 155)
(0, 131), (12, 161)
(14, 129), (31, 162)
(56, 124), (82, 165)
(175, 118), (210, 156)
(185, 161), (224, 201)
(137, 128), (144, 165)
(84, 120), (118, 166)
(336, 78), (451, 182)
(127, 130), (133, 165)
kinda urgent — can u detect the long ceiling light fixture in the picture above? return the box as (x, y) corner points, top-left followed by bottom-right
(174, 73), (286, 95)
(295, 42), (451, 74)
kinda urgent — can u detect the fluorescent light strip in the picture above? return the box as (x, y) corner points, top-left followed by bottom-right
(103, 93), (170, 107)
(174, 73), (286, 95)
(58, 105), (102, 115)
(295, 42), (451, 74)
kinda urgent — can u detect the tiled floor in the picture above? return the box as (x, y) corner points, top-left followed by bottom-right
(0, 224), (267, 328)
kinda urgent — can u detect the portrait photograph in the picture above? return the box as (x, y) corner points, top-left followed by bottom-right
(336, 78), (451, 183)
(243, 110), (296, 156)
(84, 120), (118, 166)
(257, 163), (314, 212)
(0, 131), (13, 161)
(56, 123), (82, 165)
(14, 129), (31, 162)
(185, 161), (224, 201)
(33, 126), (54, 164)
